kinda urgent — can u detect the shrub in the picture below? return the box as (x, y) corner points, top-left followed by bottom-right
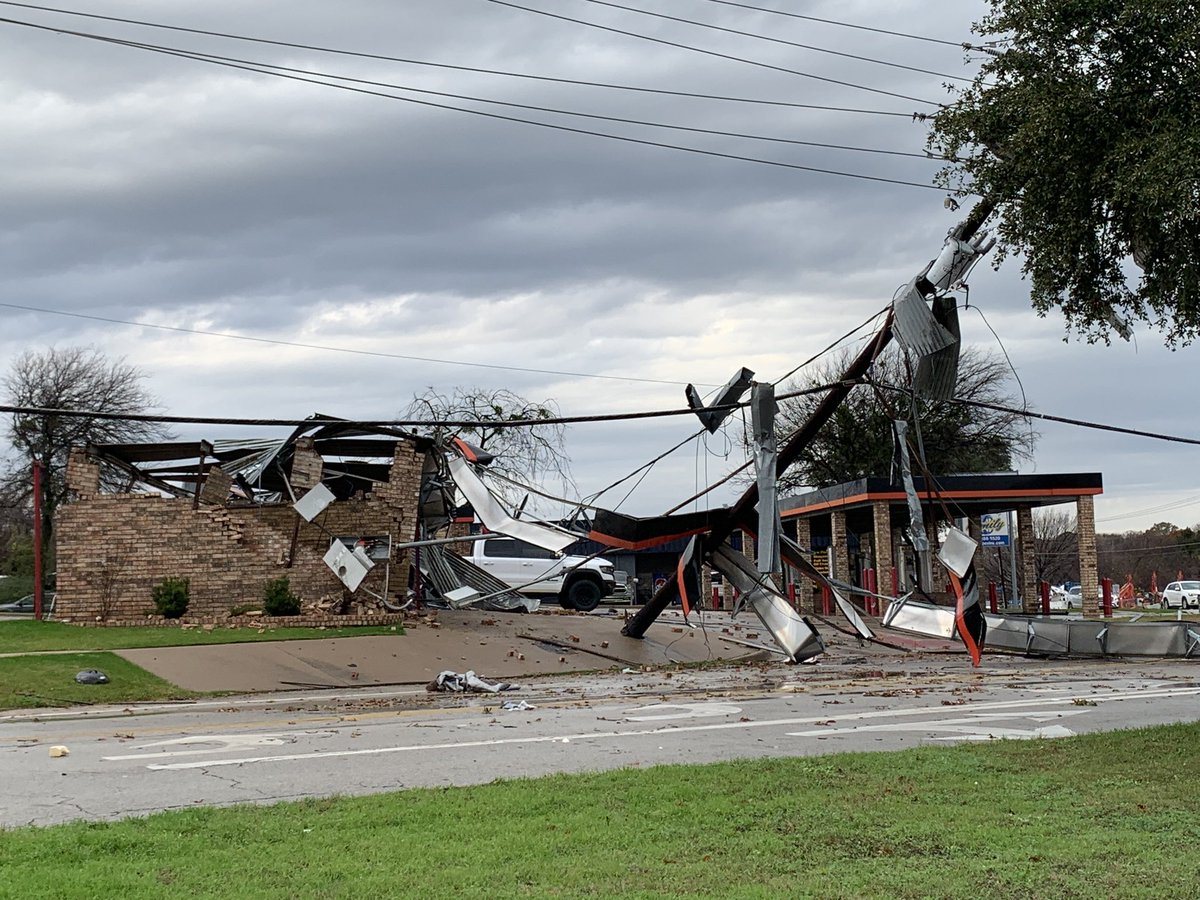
(151, 577), (190, 618)
(263, 577), (301, 616)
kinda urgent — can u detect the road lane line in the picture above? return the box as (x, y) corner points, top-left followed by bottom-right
(141, 685), (1200, 771)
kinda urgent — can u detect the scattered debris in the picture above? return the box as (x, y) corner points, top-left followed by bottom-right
(427, 670), (519, 693)
(74, 670), (109, 685)
(49, 745), (70, 758)
(502, 700), (537, 712)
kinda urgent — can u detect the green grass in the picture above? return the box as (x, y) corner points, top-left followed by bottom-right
(0, 652), (201, 709)
(3, 723), (1200, 898)
(0, 619), (403, 653)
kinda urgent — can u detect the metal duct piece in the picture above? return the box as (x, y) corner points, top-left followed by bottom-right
(893, 420), (929, 554)
(685, 366), (754, 434)
(710, 544), (824, 662)
(779, 535), (873, 640)
(446, 454), (577, 553)
(750, 382), (781, 574)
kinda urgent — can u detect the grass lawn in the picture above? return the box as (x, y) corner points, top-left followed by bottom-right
(0, 619), (403, 654)
(0, 652), (201, 709)
(2, 723), (1199, 898)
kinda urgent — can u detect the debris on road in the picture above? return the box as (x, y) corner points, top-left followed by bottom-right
(428, 670), (519, 693)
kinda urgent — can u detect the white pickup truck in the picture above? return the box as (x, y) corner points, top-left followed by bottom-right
(464, 536), (619, 611)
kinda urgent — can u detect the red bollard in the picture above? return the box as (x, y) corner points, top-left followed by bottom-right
(865, 568), (878, 617)
(1041, 581), (1051, 616)
(1102, 577), (1113, 617)
(988, 581), (998, 614)
(712, 584), (721, 611)
(788, 582), (797, 610)
(821, 585), (832, 616)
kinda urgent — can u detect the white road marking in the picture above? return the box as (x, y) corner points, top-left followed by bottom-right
(787, 710), (1089, 740)
(624, 702), (742, 722)
(136, 685), (1200, 771)
(103, 730), (338, 761)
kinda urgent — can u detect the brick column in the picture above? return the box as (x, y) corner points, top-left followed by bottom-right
(871, 501), (893, 599)
(66, 448), (101, 498)
(831, 509), (849, 588)
(1077, 495), (1099, 617)
(793, 517), (814, 613)
(289, 437), (325, 493)
(1017, 505), (1038, 614)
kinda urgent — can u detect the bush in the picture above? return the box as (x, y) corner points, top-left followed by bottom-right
(151, 577), (190, 618)
(262, 577), (301, 616)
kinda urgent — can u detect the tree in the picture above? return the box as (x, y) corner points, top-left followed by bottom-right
(928, 1), (1200, 344)
(1031, 508), (1078, 587)
(772, 347), (1035, 492)
(402, 386), (573, 503)
(2, 346), (172, 554)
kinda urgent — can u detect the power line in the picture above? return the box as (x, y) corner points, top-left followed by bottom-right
(0, 0), (923, 119)
(0, 302), (698, 387)
(31, 31), (939, 161)
(488, 0), (941, 106)
(569, 0), (974, 82)
(0, 16), (948, 192)
(693, 0), (970, 49)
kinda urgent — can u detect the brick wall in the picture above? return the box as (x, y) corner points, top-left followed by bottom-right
(56, 442), (427, 621)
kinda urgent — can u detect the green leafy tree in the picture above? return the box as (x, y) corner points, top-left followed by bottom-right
(774, 347), (1035, 492)
(928, 1), (1200, 343)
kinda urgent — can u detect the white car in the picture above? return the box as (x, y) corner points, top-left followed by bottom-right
(1161, 581), (1200, 609)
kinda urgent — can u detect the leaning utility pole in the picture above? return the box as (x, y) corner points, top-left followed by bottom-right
(623, 199), (996, 639)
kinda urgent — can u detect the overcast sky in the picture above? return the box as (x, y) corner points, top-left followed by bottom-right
(1, 0), (1195, 535)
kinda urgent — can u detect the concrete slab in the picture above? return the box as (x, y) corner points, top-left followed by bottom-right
(116, 608), (764, 693)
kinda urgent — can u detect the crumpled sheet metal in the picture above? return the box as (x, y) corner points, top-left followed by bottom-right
(686, 366), (754, 434)
(420, 543), (539, 613)
(709, 544), (824, 663)
(446, 454), (577, 553)
(892, 280), (960, 401)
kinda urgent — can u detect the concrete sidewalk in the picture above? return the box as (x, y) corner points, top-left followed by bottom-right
(115, 607), (770, 693)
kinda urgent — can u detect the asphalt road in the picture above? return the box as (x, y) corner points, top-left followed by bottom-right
(3, 655), (1199, 828)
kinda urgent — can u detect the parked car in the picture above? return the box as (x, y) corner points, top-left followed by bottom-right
(0, 593), (55, 614)
(1161, 581), (1200, 609)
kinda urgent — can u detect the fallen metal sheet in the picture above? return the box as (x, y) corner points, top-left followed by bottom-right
(750, 382), (781, 574)
(685, 366), (754, 434)
(710, 544), (824, 663)
(420, 543), (539, 613)
(1104, 621), (1189, 657)
(948, 563), (986, 666)
(883, 596), (956, 639)
(779, 535), (873, 640)
(446, 455), (577, 553)
(588, 507), (723, 550)
(981, 614), (1031, 652)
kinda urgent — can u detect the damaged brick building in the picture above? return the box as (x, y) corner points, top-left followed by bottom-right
(55, 421), (433, 621)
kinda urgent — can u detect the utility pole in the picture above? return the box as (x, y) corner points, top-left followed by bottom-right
(623, 199), (997, 639)
(32, 458), (44, 621)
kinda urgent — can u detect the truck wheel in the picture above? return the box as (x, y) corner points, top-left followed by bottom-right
(565, 578), (602, 613)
